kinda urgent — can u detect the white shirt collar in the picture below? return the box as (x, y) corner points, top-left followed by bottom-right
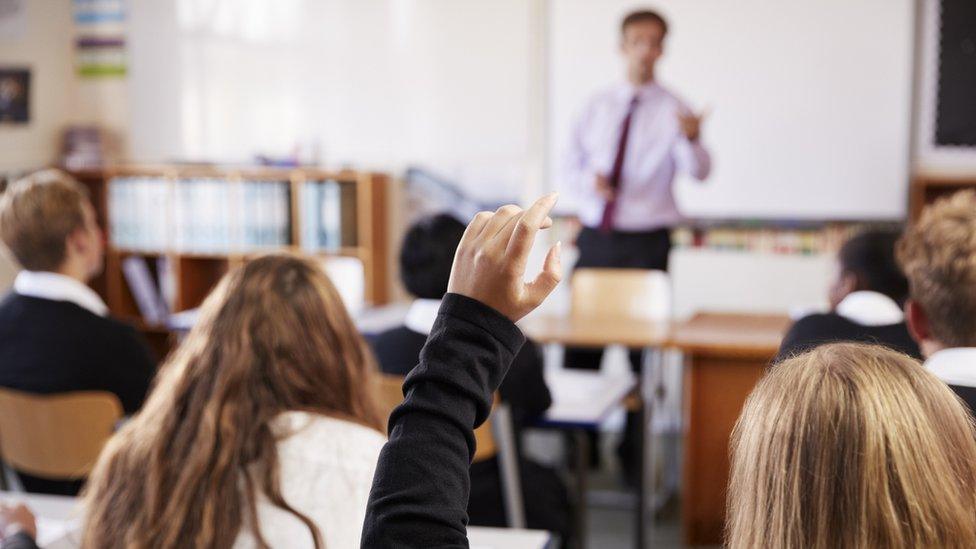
(13, 270), (109, 317)
(834, 291), (904, 326)
(617, 80), (659, 102)
(403, 299), (442, 335)
(926, 348), (976, 389)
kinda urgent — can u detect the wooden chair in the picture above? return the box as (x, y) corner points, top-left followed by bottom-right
(375, 374), (498, 461)
(374, 374), (524, 527)
(571, 268), (682, 513)
(570, 268), (671, 321)
(0, 388), (123, 483)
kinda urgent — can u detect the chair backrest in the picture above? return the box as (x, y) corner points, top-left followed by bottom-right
(0, 388), (123, 480)
(571, 268), (671, 321)
(375, 374), (497, 462)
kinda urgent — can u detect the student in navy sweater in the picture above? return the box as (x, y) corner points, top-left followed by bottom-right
(898, 191), (976, 414)
(0, 170), (156, 495)
(777, 229), (920, 362)
(370, 213), (571, 541)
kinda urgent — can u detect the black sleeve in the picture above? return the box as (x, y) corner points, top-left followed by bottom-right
(498, 339), (552, 425)
(105, 325), (157, 414)
(361, 293), (526, 548)
(0, 533), (40, 549)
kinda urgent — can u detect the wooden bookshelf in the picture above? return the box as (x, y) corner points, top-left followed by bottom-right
(910, 170), (976, 221)
(70, 166), (391, 358)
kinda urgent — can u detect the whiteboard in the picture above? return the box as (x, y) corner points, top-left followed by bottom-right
(548, 0), (915, 220)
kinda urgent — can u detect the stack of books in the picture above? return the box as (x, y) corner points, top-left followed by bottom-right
(108, 176), (292, 252)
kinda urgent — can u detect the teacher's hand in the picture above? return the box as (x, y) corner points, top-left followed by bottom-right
(448, 194), (562, 322)
(678, 109), (707, 142)
(595, 174), (615, 201)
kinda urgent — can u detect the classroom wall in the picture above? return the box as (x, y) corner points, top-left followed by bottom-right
(0, 0), (75, 171)
(126, 0), (537, 203)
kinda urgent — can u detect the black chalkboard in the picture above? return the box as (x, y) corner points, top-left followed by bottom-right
(935, 0), (976, 146)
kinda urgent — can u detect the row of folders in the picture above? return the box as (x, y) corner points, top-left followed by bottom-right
(109, 177), (358, 253)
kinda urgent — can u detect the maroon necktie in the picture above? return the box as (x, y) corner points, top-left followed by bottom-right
(599, 95), (640, 233)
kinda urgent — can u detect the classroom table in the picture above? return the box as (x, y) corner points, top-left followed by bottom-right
(536, 368), (637, 547)
(521, 315), (669, 549)
(0, 491), (553, 549)
(668, 312), (790, 546)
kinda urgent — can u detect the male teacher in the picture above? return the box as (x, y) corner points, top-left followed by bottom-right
(563, 8), (711, 478)
(564, 8), (710, 368)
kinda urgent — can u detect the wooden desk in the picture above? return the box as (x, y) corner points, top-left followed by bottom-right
(522, 315), (667, 549)
(468, 526), (554, 549)
(669, 312), (790, 546)
(0, 491), (553, 549)
(520, 315), (670, 349)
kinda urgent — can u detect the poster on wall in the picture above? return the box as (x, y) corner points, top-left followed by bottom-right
(73, 0), (126, 78)
(0, 0), (26, 41)
(0, 67), (29, 124)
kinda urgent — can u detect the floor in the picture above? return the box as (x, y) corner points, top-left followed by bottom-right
(527, 424), (718, 549)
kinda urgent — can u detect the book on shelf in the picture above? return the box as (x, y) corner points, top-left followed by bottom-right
(121, 256), (169, 325)
(108, 176), (292, 253)
(301, 180), (358, 252)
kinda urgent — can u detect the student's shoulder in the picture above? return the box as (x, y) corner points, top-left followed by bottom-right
(274, 412), (386, 466)
(370, 325), (426, 373)
(0, 293), (101, 326)
(789, 312), (852, 332)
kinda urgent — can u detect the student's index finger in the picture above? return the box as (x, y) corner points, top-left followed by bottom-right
(506, 193), (558, 261)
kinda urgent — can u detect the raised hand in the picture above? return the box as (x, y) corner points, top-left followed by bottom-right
(447, 193), (562, 321)
(594, 174), (615, 201)
(678, 108), (708, 142)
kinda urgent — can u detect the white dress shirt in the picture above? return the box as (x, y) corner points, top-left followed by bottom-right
(13, 270), (108, 317)
(926, 348), (976, 389)
(565, 81), (711, 231)
(834, 291), (905, 326)
(403, 298), (442, 336)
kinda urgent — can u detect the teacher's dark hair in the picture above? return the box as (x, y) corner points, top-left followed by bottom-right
(621, 9), (668, 36)
(400, 213), (467, 300)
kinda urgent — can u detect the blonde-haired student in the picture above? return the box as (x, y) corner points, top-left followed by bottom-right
(727, 343), (976, 548)
(898, 190), (976, 412)
(0, 169), (156, 495)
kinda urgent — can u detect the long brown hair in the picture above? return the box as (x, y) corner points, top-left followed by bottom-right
(727, 343), (976, 548)
(81, 254), (384, 548)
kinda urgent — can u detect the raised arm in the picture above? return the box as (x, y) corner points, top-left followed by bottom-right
(362, 195), (563, 548)
(675, 107), (712, 181)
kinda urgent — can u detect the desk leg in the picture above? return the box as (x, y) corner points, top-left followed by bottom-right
(637, 347), (662, 549)
(572, 429), (589, 549)
(636, 395), (647, 549)
(682, 353), (767, 545)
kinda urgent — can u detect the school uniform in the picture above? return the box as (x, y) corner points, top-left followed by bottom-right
(235, 412), (387, 549)
(776, 291), (920, 362)
(369, 298), (572, 542)
(0, 271), (156, 494)
(925, 348), (976, 415)
(363, 293), (529, 546)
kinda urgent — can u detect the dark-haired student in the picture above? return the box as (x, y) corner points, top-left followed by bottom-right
(370, 213), (571, 541)
(776, 229), (920, 362)
(898, 190), (976, 413)
(0, 170), (156, 495)
(362, 195), (566, 547)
